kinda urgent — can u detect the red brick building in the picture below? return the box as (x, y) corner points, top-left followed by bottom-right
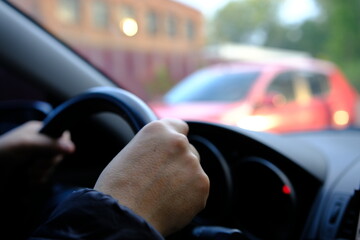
(11, 0), (204, 99)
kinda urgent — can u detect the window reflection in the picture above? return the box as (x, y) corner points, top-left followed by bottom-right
(147, 10), (159, 36)
(57, 0), (80, 24)
(186, 19), (195, 40)
(120, 4), (135, 19)
(91, 1), (108, 29)
(166, 14), (177, 38)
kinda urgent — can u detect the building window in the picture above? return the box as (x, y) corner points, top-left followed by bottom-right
(119, 4), (135, 19)
(91, 1), (108, 29)
(186, 19), (195, 40)
(56, 0), (80, 24)
(166, 14), (177, 38)
(146, 10), (158, 36)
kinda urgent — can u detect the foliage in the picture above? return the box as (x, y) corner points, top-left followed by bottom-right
(265, 19), (329, 58)
(315, 0), (360, 89)
(317, 0), (360, 62)
(208, 0), (283, 45)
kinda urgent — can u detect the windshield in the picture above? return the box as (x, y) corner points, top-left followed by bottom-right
(6, 0), (360, 133)
(165, 70), (259, 103)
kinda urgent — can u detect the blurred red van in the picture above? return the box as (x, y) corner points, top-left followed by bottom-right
(149, 58), (358, 133)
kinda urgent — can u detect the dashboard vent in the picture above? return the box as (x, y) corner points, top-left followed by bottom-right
(336, 189), (360, 239)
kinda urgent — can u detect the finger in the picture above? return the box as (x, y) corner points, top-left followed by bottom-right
(162, 118), (189, 135)
(33, 128), (75, 154)
(189, 144), (200, 161)
(60, 131), (72, 142)
(58, 131), (76, 153)
(26, 134), (73, 155)
(25, 120), (43, 131)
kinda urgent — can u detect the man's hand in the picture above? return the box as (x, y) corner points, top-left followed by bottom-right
(94, 118), (210, 236)
(0, 121), (75, 183)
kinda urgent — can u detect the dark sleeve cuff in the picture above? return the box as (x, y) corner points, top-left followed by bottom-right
(29, 188), (164, 240)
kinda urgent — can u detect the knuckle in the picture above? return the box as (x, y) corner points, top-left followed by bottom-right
(163, 118), (189, 134)
(170, 133), (189, 150)
(178, 120), (189, 132)
(164, 117), (186, 125)
(188, 152), (200, 166)
(147, 120), (167, 131)
(142, 120), (168, 136)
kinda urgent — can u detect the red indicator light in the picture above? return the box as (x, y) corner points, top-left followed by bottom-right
(282, 185), (291, 195)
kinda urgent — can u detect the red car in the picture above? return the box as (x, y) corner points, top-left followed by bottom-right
(149, 58), (358, 133)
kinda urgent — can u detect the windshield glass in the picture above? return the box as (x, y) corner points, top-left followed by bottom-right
(165, 70), (259, 103)
(6, 0), (360, 133)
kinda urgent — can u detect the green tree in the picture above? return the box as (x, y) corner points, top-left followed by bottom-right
(316, 0), (360, 89)
(208, 0), (284, 45)
(265, 18), (329, 58)
(317, 0), (360, 62)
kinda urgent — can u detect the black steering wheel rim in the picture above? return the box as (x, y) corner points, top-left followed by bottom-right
(40, 86), (158, 138)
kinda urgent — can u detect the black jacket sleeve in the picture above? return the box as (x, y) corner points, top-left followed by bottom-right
(28, 188), (164, 240)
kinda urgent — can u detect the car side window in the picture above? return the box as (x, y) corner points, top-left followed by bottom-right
(266, 72), (296, 103)
(306, 73), (329, 97)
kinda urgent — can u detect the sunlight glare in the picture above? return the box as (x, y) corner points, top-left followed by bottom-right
(120, 18), (138, 37)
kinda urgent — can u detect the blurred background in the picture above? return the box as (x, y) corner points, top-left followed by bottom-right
(9, 0), (360, 133)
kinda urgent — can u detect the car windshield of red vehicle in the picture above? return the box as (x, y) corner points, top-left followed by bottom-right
(164, 69), (260, 104)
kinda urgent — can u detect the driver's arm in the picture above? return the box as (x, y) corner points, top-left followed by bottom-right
(29, 118), (210, 239)
(29, 188), (165, 240)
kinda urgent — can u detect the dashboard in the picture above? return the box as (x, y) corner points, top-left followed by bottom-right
(5, 100), (357, 240)
(184, 121), (360, 240)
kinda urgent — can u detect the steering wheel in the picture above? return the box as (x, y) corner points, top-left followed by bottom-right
(25, 87), (156, 231)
